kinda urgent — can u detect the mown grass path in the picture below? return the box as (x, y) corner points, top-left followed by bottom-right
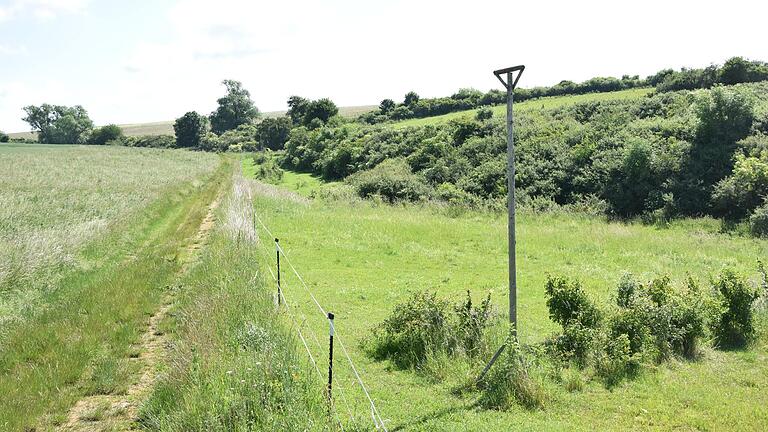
(58, 194), (223, 431)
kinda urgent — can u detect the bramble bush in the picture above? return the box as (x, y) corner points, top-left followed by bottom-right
(370, 290), (496, 371)
(347, 158), (432, 203)
(711, 269), (759, 349)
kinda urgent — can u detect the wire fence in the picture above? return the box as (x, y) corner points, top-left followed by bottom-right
(253, 212), (388, 431)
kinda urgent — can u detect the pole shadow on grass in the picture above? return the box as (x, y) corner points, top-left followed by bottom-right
(390, 404), (472, 431)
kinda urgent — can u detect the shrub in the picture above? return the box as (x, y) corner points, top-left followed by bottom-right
(548, 319), (598, 365)
(711, 269), (759, 349)
(0, 130), (9, 142)
(348, 159), (432, 202)
(116, 135), (175, 148)
(253, 155), (284, 183)
(615, 275), (709, 360)
(594, 333), (638, 388)
(255, 117), (291, 150)
(476, 107), (494, 121)
(477, 329), (548, 411)
(371, 290), (496, 370)
(455, 291), (493, 357)
(544, 276), (602, 328)
(371, 291), (453, 369)
(748, 202), (768, 237)
(88, 124), (123, 145)
(174, 112), (209, 148)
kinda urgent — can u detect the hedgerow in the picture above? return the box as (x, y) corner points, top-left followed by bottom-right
(281, 82), (768, 233)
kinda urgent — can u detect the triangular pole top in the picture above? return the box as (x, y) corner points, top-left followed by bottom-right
(493, 65), (525, 90)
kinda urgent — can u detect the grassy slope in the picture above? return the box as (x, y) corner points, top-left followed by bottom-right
(246, 168), (768, 431)
(0, 146), (226, 431)
(242, 156), (339, 197)
(8, 105), (378, 139)
(392, 87), (653, 128)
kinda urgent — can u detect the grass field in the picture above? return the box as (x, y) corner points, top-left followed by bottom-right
(243, 164), (768, 431)
(392, 87), (654, 128)
(0, 144), (223, 430)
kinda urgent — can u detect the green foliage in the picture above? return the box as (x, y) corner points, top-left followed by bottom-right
(209, 80), (260, 134)
(476, 107), (494, 121)
(713, 153), (768, 220)
(304, 98), (338, 125)
(348, 158), (432, 202)
(404, 91), (420, 106)
(477, 329), (548, 411)
(174, 111), (209, 148)
(0, 130), (9, 142)
(287, 95), (338, 128)
(379, 98), (396, 114)
(88, 124), (123, 145)
(711, 269), (759, 349)
(255, 117), (292, 150)
(119, 134), (176, 148)
(604, 138), (658, 217)
(253, 153), (284, 183)
(748, 202), (768, 237)
(455, 291), (493, 357)
(544, 275), (602, 328)
(371, 290), (496, 370)
(22, 104), (94, 144)
(674, 86), (754, 215)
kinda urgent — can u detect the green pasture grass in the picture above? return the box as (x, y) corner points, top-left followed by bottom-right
(242, 155), (340, 197)
(0, 146), (225, 431)
(246, 172), (768, 431)
(392, 87), (654, 129)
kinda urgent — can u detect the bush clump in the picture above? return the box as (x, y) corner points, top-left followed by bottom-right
(371, 290), (495, 371)
(477, 329), (548, 411)
(545, 273), (715, 388)
(348, 158), (432, 202)
(252, 154), (284, 183)
(88, 124), (123, 145)
(748, 202), (768, 237)
(711, 269), (759, 349)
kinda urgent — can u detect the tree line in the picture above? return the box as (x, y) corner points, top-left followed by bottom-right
(359, 57), (768, 124)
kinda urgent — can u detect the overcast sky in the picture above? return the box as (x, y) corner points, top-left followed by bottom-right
(1, 0), (766, 132)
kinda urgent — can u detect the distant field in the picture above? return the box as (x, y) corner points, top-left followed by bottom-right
(392, 87), (654, 128)
(8, 105), (377, 139)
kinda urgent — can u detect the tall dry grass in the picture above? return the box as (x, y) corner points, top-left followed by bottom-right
(0, 144), (218, 324)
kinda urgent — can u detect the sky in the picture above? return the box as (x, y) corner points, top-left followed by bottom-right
(1, 0), (767, 132)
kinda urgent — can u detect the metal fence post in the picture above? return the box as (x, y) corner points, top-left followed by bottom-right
(327, 312), (335, 403)
(275, 238), (281, 305)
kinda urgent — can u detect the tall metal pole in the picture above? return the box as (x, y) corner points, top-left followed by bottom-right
(506, 71), (517, 334)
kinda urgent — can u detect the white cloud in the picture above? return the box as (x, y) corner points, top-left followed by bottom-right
(0, 0), (89, 22)
(0, 43), (28, 56)
(2, 0), (768, 132)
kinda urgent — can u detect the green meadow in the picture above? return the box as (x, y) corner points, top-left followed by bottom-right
(243, 162), (768, 431)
